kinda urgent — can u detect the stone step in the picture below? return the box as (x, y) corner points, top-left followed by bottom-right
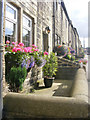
(57, 57), (80, 68)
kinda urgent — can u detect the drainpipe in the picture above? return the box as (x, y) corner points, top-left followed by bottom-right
(0, 0), (4, 119)
(52, 1), (55, 52)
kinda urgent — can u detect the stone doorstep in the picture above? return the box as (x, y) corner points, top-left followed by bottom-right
(3, 68), (89, 118)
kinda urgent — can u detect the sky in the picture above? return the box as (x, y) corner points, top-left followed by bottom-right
(64, 0), (89, 47)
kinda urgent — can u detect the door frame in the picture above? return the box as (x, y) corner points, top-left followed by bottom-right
(43, 32), (49, 52)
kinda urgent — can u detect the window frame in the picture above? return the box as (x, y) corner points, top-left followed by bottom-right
(22, 14), (32, 46)
(5, 2), (18, 42)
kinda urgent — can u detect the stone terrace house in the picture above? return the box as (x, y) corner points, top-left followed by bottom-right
(2, 0), (82, 91)
(53, 1), (61, 48)
(37, 2), (53, 53)
(60, 1), (70, 46)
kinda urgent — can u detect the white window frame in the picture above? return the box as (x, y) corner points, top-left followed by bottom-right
(5, 2), (18, 42)
(23, 14), (32, 46)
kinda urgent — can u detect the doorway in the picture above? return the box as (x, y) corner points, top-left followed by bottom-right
(43, 33), (48, 52)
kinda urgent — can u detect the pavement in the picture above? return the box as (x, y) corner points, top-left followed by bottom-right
(31, 80), (73, 97)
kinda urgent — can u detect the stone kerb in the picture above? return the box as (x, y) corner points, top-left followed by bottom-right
(3, 68), (89, 119)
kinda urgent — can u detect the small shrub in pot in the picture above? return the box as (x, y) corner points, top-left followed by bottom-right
(43, 52), (58, 88)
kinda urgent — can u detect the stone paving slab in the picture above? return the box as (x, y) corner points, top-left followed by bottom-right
(31, 80), (73, 97)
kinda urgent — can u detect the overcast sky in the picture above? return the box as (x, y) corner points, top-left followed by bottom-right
(63, 0), (89, 47)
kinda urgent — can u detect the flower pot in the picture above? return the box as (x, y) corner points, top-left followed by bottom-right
(44, 77), (54, 88)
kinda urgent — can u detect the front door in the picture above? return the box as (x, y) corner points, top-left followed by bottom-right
(43, 33), (48, 52)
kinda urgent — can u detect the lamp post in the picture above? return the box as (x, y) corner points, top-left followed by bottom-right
(0, 0), (4, 119)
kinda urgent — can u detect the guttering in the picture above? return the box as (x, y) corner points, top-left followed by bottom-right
(61, 1), (70, 23)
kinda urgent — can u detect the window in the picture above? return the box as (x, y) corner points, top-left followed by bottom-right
(61, 8), (63, 20)
(5, 3), (17, 43)
(55, 34), (58, 46)
(58, 36), (61, 45)
(54, 1), (58, 11)
(23, 14), (32, 47)
(55, 34), (61, 46)
(56, 2), (58, 10)
(65, 19), (67, 28)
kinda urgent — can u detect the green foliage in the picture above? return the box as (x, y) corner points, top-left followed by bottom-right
(43, 52), (58, 78)
(64, 54), (71, 60)
(79, 48), (85, 58)
(64, 54), (75, 61)
(71, 56), (75, 61)
(55, 45), (69, 56)
(9, 66), (27, 92)
(5, 52), (29, 82)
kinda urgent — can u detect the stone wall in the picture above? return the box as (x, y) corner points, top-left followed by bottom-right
(37, 2), (53, 53)
(2, 0), (38, 93)
(54, 2), (61, 46)
(2, 0), (82, 93)
(60, 2), (69, 45)
(72, 26), (76, 50)
(60, 1), (81, 54)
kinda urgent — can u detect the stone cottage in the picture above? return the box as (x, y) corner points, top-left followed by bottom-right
(2, 0), (82, 92)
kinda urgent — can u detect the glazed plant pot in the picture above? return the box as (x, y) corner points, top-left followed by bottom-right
(44, 77), (54, 88)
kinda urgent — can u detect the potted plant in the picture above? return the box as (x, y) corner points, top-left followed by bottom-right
(43, 52), (58, 88)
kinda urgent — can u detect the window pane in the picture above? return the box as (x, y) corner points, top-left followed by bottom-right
(6, 5), (16, 20)
(55, 34), (58, 46)
(23, 16), (31, 28)
(58, 37), (61, 45)
(23, 29), (30, 47)
(5, 20), (16, 43)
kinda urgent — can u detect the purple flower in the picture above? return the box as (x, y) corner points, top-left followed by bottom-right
(29, 61), (35, 68)
(29, 56), (35, 68)
(21, 59), (31, 69)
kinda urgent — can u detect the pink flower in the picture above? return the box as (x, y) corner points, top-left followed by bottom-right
(17, 48), (22, 52)
(5, 45), (8, 48)
(29, 51), (33, 53)
(24, 48), (28, 53)
(17, 45), (20, 47)
(12, 47), (17, 52)
(44, 51), (48, 55)
(6, 40), (10, 44)
(32, 44), (37, 48)
(34, 49), (39, 52)
(27, 47), (32, 50)
(19, 42), (24, 47)
(26, 47), (33, 52)
(12, 42), (15, 45)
